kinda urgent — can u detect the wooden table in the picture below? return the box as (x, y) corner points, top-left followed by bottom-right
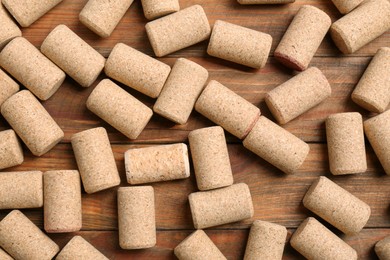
(1, 0), (390, 259)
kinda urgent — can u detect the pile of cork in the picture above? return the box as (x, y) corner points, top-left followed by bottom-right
(0, 0), (390, 259)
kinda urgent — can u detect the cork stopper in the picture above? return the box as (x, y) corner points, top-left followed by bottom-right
(141, 0), (180, 20)
(375, 235), (390, 260)
(0, 68), (19, 106)
(331, 0), (364, 14)
(238, 0), (294, 4)
(0, 248), (12, 260)
(0, 129), (24, 170)
(0, 2), (21, 49)
(56, 236), (108, 260)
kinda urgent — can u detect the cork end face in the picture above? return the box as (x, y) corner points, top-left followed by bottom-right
(45, 225), (82, 233)
(330, 24), (353, 54)
(188, 193), (200, 229)
(32, 130), (64, 156)
(302, 176), (326, 206)
(84, 179), (120, 194)
(290, 217), (313, 246)
(79, 13), (111, 38)
(375, 236), (390, 258)
(274, 51), (306, 71)
(265, 93), (287, 124)
(351, 93), (384, 113)
(145, 23), (164, 57)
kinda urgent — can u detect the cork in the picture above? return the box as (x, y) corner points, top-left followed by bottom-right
(331, 0), (363, 14)
(0, 68), (19, 106)
(174, 230), (226, 260)
(244, 220), (287, 260)
(290, 217), (357, 260)
(145, 5), (211, 57)
(375, 235), (390, 260)
(124, 143), (190, 185)
(195, 80), (261, 139)
(330, 0), (390, 54)
(79, 0), (134, 38)
(141, 0), (180, 20)
(274, 5), (331, 71)
(153, 58), (208, 124)
(1, 90), (64, 156)
(265, 67), (331, 124)
(188, 183), (254, 229)
(207, 20), (272, 69)
(188, 126), (233, 191)
(352, 47), (390, 113)
(303, 176), (371, 234)
(105, 43), (171, 98)
(41, 24), (105, 88)
(0, 171), (42, 209)
(326, 112), (367, 175)
(243, 116), (310, 174)
(0, 129), (23, 170)
(0, 2), (21, 50)
(56, 236), (108, 260)
(0, 248), (12, 260)
(43, 170), (82, 233)
(0, 37), (66, 100)
(86, 79), (153, 139)
(2, 0), (62, 27)
(71, 127), (120, 194)
(118, 186), (156, 249)
(238, 0), (295, 4)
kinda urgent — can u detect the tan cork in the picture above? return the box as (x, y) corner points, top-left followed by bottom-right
(195, 80), (261, 139)
(71, 127), (120, 194)
(0, 2), (21, 49)
(375, 235), (390, 260)
(56, 236), (108, 260)
(124, 143), (190, 185)
(141, 0), (180, 20)
(274, 5), (331, 71)
(105, 43), (171, 98)
(238, 0), (294, 3)
(207, 20), (272, 69)
(326, 112), (367, 175)
(0, 68), (19, 106)
(0, 248), (12, 260)
(0, 129), (23, 170)
(154, 58), (208, 124)
(331, 0), (363, 14)
(145, 5), (211, 57)
(86, 79), (153, 139)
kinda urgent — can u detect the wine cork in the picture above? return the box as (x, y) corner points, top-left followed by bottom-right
(244, 220), (287, 260)
(0, 129), (23, 170)
(79, 0), (134, 38)
(195, 80), (261, 139)
(188, 183), (254, 229)
(71, 127), (120, 194)
(153, 58), (208, 124)
(0, 248), (12, 260)
(0, 68), (19, 106)
(105, 43), (171, 98)
(145, 5), (211, 57)
(41, 24), (105, 88)
(141, 0), (180, 20)
(274, 5), (331, 71)
(207, 20), (272, 69)
(326, 112), (367, 175)
(331, 0), (363, 14)
(303, 176), (371, 234)
(174, 230), (226, 260)
(124, 143), (190, 185)
(243, 116), (310, 174)
(43, 170), (82, 233)
(330, 0), (390, 54)
(352, 47), (390, 113)
(0, 37), (66, 100)
(265, 67), (331, 124)
(86, 79), (153, 139)
(118, 186), (156, 249)
(238, 0), (294, 3)
(56, 236), (108, 260)
(0, 2), (21, 49)
(188, 126), (233, 191)
(0, 171), (42, 209)
(1, 90), (64, 156)
(2, 0), (62, 27)
(290, 217), (357, 260)
(375, 236), (390, 260)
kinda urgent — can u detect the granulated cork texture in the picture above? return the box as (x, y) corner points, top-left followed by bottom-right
(0, 129), (23, 170)
(376, 235), (390, 260)
(0, 68), (19, 106)
(0, 2), (21, 49)
(56, 236), (108, 260)
(331, 0), (363, 14)
(141, 0), (180, 20)
(0, 248), (12, 260)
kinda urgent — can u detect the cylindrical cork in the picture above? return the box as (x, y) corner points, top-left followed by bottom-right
(0, 129), (23, 170)
(0, 210), (59, 259)
(174, 230), (227, 260)
(145, 5), (211, 57)
(207, 20), (272, 69)
(265, 67), (331, 124)
(41, 24), (105, 88)
(352, 47), (390, 113)
(375, 236), (390, 260)
(243, 116), (310, 174)
(244, 220), (287, 260)
(274, 5), (331, 71)
(105, 43), (171, 98)
(56, 236), (108, 260)
(326, 112), (367, 175)
(86, 79), (153, 139)
(0, 68), (19, 106)
(303, 176), (371, 234)
(118, 186), (156, 249)
(331, 0), (363, 14)
(71, 127), (120, 194)
(43, 170), (82, 233)
(1, 90), (64, 156)
(188, 183), (254, 229)
(238, 0), (294, 4)
(141, 0), (180, 20)
(195, 80), (261, 139)
(0, 2), (21, 49)
(153, 58), (208, 124)
(0, 37), (65, 100)
(124, 143), (190, 184)
(188, 126), (233, 191)
(330, 0), (390, 54)
(0, 248), (12, 260)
